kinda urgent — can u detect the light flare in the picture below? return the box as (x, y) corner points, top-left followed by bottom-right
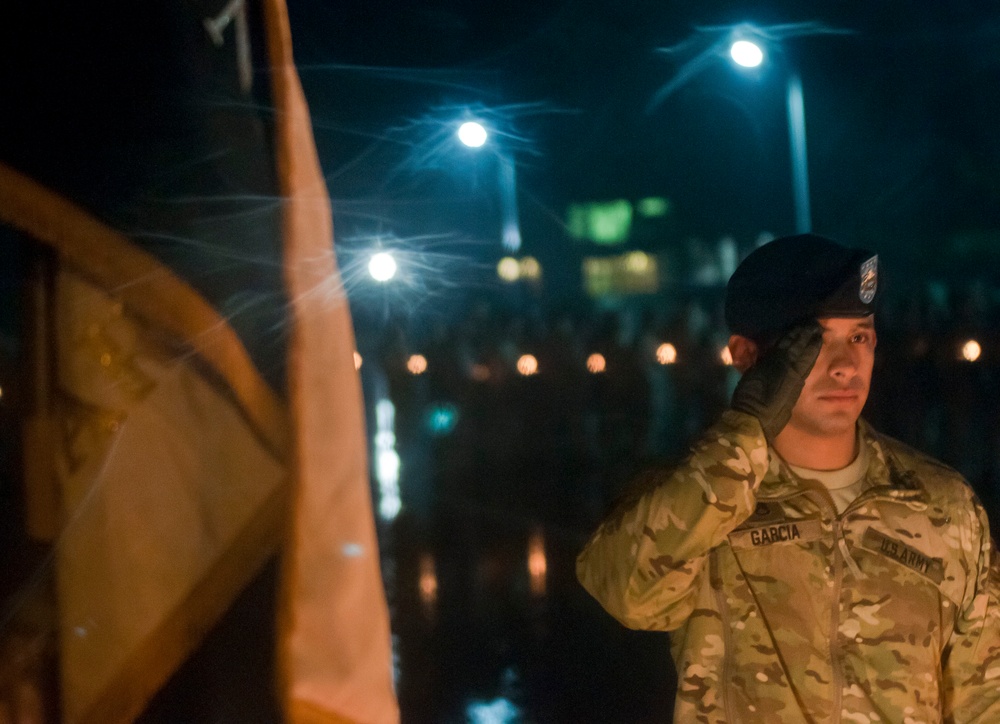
(519, 256), (541, 280)
(368, 251), (397, 282)
(961, 339), (982, 362)
(517, 355), (539, 376)
(730, 39), (764, 68)
(407, 354), (428, 375)
(648, 22), (854, 112)
(457, 120), (488, 148)
(656, 343), (678, 365)
(418, 553), (438, 610)
(528, 529), (547, 597)
(497, 257), (520, 282)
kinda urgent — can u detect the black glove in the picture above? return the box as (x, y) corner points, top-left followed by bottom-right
(731, 322), (824, 440)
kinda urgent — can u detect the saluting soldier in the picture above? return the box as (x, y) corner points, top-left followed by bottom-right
(577, 234), (1000, 722)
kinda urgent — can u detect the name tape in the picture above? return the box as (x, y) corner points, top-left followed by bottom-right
(729, 518), (823, 549)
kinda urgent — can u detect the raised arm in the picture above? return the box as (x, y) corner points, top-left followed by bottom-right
(576, 410), (768, 630)
(576, 323), (823, 630)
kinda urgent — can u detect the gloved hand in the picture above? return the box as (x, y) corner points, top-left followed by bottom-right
(731, 322), (824, 440)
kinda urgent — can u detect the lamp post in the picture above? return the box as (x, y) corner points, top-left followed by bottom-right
(456, 119), (522, 253)
(730, 39), (811, 234)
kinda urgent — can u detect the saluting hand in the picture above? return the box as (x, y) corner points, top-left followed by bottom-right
(730, 322), (824, 440)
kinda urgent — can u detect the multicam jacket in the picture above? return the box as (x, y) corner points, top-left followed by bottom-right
(577, 410), (1000, 723)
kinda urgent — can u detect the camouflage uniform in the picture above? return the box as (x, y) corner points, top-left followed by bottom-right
(577, 410), (1000, 723)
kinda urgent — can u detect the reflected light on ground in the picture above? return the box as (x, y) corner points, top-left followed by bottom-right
(720, 346), (734, 366)
(528, 529), (547, 597)
(656, 342), (677, 365)
(466, 697), (521, 724)
(407, 354), (428, 375)
(586, 353), (606, 374)
(418, 553), (438, 612)
(516, 354), (539, 376)
(353, 351), (363, 370)
(374, 400), (401, 521)
(497, 256), (520, 282)
(962, 339), (982, 362)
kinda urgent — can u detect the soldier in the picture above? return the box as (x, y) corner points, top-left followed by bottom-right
(577, 234), (1000, 722)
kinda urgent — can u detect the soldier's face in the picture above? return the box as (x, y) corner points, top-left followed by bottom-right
(786, 316), (876, 438)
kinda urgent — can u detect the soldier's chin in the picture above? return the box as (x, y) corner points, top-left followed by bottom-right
(790, 412), (858, 438)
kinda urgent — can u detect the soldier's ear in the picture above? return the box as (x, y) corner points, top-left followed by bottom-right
(728, 335), (759, 373)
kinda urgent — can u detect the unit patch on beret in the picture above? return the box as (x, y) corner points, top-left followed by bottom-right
(859, 255), (878, 304)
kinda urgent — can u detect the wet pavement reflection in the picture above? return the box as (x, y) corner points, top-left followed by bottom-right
(352, 308), (706, 721)
(383, 510), (676, 723)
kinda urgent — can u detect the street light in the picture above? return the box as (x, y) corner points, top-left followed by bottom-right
(455, 117), (522, 253)
(730, 40), (763, 68)
(457, 121), (488, 148)
(729, 37), (811, 234)
(368, 251), (398, 282)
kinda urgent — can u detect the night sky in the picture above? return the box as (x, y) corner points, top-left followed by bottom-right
(288, 1), (1000, 289)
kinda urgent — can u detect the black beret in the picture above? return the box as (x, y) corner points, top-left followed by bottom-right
(724, 234), (879, 340)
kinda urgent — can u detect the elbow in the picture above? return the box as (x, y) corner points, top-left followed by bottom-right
(577, 566), (688, 632)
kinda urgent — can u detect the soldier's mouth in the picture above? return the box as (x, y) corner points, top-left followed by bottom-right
(817, 392), (859, 401)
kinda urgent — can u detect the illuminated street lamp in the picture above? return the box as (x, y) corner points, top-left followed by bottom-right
(368, 251), (397, 282)
(729, 36), (811, 233)
(457, 120), (488, 148)
(455, 116), (522, 253)
(730, 40), (763, 68)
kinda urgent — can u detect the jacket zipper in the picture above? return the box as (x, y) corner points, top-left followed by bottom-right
(830, 518), (846, 724)
(761, 487), (850, 722)
(750, 465), (927, 722)
(710, 548), (738, 723)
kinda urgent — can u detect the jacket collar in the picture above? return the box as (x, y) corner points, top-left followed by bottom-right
(757, 419), (929, 504)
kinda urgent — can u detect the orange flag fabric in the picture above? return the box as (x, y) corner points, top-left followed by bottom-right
(263, 1), (401, 722)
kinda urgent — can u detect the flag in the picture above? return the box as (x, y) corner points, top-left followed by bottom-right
(0, 0), (399, 719)
(0, 162), (289, 723)
(262, 0), (400, 721)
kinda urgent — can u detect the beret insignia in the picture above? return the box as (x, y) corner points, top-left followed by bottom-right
(859, 255), (878, 304)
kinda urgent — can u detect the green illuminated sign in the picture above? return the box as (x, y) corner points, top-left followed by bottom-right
(567, 200), (633, 245)
(637, 197), (670, 218)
